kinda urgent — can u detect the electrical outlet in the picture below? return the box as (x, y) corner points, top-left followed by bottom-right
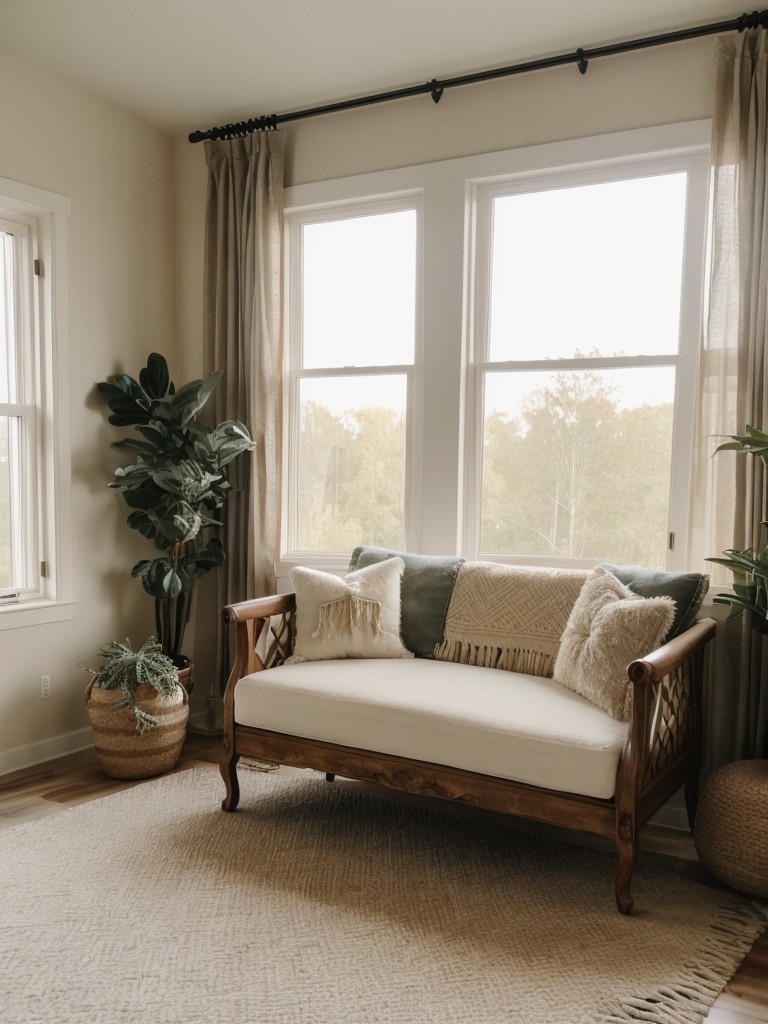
(41, 674), (51, 699)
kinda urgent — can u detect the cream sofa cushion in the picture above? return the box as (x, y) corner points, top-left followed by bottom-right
(234, 658), (629, 800)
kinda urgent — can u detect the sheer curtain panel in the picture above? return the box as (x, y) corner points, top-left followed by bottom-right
(203, 132), (285, 698)
(692, 31), (768, 768)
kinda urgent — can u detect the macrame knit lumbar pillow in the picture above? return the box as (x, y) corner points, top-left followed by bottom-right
(433, 562), (591, 677)
(553, 566), (676, 721)
(287, 558), (413, 663)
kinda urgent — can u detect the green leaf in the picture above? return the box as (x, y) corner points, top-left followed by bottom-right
(112, 438), (158, 456)
(170, 371), (222, 425)
(126, 510), (158, 539)
(122, 488), (163, 511)
(132, 558), (184, 599)
(136, 425), (170, 448)
(139, 353), (171, 399)
(177, 538), (226, 586)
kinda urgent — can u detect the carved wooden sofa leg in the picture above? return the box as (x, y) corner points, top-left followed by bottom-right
(615, 811), (636, 915)
(220, 751), (241, 812)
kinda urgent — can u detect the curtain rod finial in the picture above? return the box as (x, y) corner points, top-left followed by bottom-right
(737, 10), (768, 31)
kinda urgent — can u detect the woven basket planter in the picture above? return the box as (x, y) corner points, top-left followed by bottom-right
(694, 759), (768, 898)
(86, 681), (189, 780)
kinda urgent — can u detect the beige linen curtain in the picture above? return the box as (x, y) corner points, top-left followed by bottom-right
(691, 30), (768, 768)
(203, 131), (285, 697)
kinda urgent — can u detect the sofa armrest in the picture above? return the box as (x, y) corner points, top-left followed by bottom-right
(222, 592), (297, 683)
(627, 617), (716, 686)
(617, 617), (716, 826)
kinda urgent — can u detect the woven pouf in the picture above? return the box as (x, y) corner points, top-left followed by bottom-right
(694, 759), (768, 898)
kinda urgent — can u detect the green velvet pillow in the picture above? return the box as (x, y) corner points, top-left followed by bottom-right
(349, 547), (464, 658)
(598, 564), (709, 640)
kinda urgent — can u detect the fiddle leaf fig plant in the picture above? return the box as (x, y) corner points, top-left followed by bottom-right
(707, 425), (768, 635)
(98, 353), (256, 664)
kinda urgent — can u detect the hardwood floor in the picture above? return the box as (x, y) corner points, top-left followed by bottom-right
(1, 736), (766, 1022)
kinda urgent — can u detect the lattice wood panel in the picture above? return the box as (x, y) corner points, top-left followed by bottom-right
(644, 660), (694, 783)
(260, 609), (295, 669)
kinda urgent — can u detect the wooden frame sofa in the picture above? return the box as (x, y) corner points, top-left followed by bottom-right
(219, 555), (715, 915)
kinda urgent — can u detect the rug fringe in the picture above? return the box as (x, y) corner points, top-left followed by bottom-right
(600, 902), (768, 1024)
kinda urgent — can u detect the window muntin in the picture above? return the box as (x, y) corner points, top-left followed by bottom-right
(473, 166), (698, 570)
(285, 200), (418, 559)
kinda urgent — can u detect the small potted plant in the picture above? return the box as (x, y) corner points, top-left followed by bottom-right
(97, 353), (256, 697)
(707, 425), (768, 632)
(84, 636), (189, 779)
(696, 424), (768, 898)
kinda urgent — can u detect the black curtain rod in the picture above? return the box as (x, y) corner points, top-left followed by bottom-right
(188, 8), (768, 144)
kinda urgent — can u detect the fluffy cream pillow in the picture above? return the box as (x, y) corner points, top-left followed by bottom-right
(553, 567), (675, 721)
(287, 558), (413, 663)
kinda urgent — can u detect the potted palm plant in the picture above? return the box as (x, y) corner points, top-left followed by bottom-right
(84, 636), (188, 778)
(697, 424), (768, 897)
(706, 425), (768, 631)
(97, 353), (256, 689)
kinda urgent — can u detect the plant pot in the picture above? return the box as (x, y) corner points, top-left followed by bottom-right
(177, 664), (193, 695)
(85, 681), (189, 780)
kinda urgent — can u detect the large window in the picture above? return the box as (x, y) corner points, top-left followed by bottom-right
(281, 124), (709, 572)
(471, 169), (700, 567)
(0, 178), (71, 624)
(285, 200), (418, 558)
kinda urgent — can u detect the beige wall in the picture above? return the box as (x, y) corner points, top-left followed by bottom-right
(0, 33), (719, 772)
(0, 54), (178, 770)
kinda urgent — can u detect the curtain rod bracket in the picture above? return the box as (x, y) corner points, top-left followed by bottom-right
(576, 48), (589, 74)
(428, 79), (445, 104)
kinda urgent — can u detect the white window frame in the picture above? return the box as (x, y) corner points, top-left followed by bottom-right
(0, 177), (73, 629)
(465, 148), (710, 570)
(282, 193), (423, 574)
(279, 121), (710, 578)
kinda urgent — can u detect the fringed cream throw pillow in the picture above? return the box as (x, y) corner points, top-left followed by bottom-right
(433, 562), (591, 677)
(553, 567), (676, 721)
(287, 558), (413, 663)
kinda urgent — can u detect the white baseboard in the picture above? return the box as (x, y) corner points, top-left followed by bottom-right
(0, 727), (93, 777)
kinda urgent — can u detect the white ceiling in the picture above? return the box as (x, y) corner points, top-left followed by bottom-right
(0, 0), (743, 136)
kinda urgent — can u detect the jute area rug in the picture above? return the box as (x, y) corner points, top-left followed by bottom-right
(1, 767), (766, 1024)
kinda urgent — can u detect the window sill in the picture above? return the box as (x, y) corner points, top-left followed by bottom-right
(0, 600), (76, 631)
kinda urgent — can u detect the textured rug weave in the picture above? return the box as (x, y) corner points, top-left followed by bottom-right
(1, 767), (765, 1024)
